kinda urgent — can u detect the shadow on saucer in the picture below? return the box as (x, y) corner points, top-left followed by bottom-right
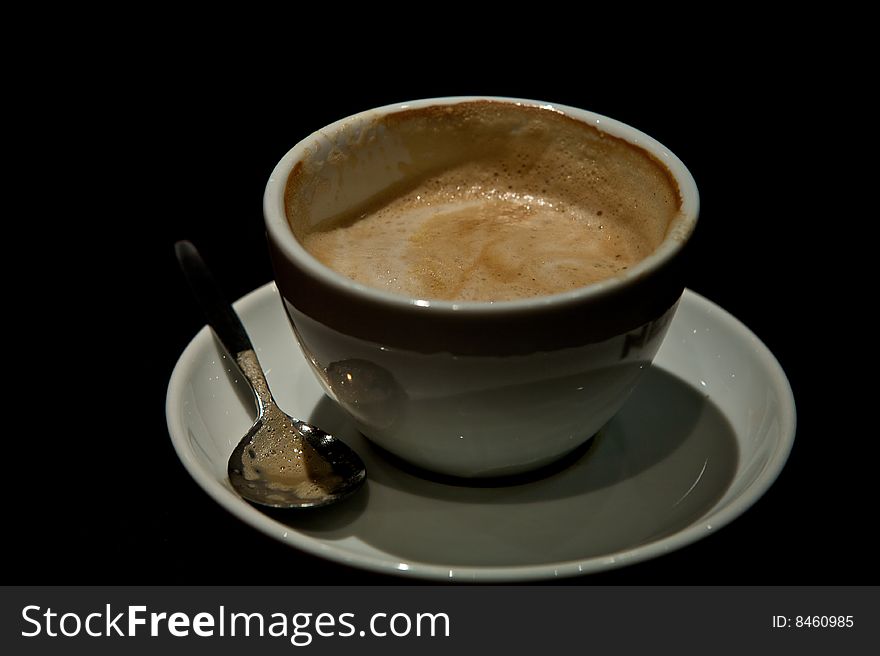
(247, 367), (740, 568)
(315, 366), (738, 504)
(259, 483), (370, 532)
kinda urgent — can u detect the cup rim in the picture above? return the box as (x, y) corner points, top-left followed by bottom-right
(264, 96), (700, 315)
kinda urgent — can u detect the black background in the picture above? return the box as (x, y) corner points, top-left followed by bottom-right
(15, 31), (871, 586)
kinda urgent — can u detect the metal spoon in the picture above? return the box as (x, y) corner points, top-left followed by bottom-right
(175, 240), (366, 508)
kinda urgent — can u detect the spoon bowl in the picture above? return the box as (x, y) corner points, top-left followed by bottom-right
(229, 412), (367, 509)
(175, 240), (366, 509)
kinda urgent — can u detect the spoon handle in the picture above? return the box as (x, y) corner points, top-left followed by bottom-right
(174, 241), (276, 411)
(174, 240), (254, 357)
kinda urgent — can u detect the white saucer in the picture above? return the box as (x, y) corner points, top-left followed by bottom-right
(166, 285), (795, 582)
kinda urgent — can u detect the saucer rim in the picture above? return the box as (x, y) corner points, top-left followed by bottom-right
(165, 285), (796, 582)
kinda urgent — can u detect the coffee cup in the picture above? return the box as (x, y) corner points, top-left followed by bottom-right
(264, 97), (699, 477)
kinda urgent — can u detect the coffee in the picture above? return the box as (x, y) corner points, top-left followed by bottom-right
(289, 102), (682, 302)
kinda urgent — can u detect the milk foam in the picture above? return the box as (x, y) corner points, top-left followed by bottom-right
(292, 101), (682, 302)
(306, 193), (649, 301)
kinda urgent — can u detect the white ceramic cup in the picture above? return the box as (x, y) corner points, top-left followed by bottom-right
(264, 97), (699, 477)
